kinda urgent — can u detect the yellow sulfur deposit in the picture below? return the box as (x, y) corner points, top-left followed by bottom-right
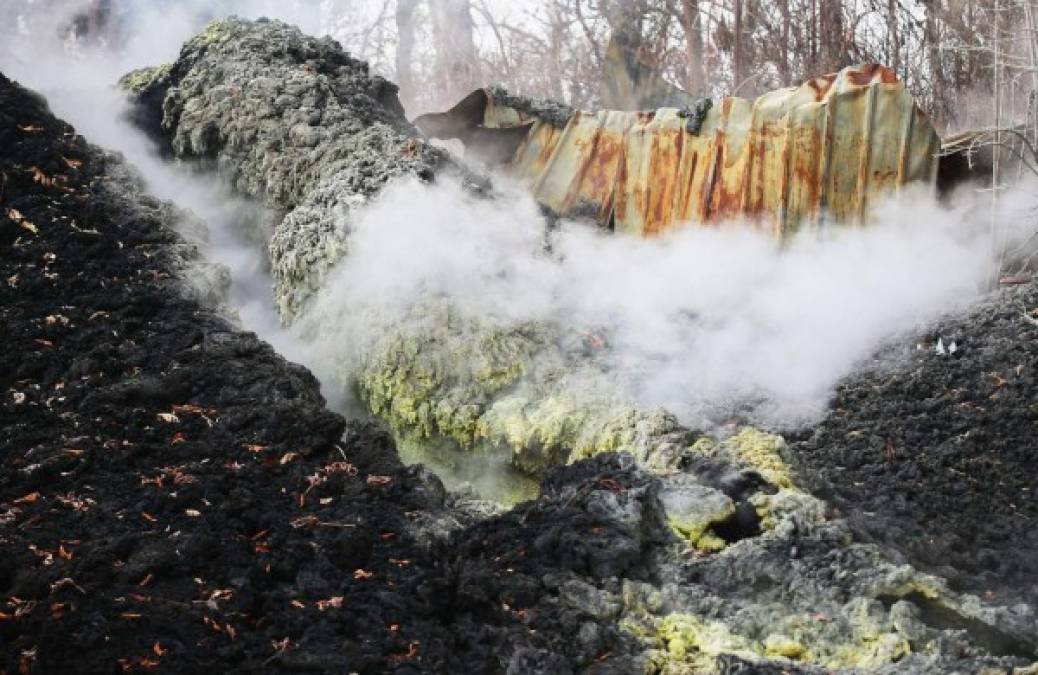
(720, 428), (795, 489)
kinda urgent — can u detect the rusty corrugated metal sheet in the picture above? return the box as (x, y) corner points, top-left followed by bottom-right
(450, 64), (941, 237)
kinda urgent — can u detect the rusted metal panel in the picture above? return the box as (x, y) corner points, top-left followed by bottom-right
(431, 64), (941, 237)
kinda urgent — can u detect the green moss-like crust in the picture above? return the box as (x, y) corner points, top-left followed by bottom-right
(117, 63), (172, 95)
(357, 310), (696, 477)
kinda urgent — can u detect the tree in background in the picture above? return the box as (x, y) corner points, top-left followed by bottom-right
(322, 0), (1038, 139)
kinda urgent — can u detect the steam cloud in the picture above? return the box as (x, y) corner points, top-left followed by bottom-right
(297, 177), (1007, 429)
(1, 1), (1027, 433)
(0, 0), (324, 394)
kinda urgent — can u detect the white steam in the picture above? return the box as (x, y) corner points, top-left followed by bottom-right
(0, 0), (346, 400)
(0, 1), (1024, 434)
(297, 177), (1003, 428)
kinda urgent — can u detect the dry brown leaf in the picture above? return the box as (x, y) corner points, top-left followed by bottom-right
(152, 642), (167, 657)
(50, 577), (85, 594)
(390, 641), (420, 664)
(325, 461), (358, 476)
(156, 412), (179, 424)
(30, 166), (53, 186)
(290, 515), (319, 529)
(6, 208), (37, 234)
(352, 568), (374, 580)
(62, 156), (83, 169)
(19, 648), (37, 675)
(316, 596), (344, 611)
(13, 492), (40, 505)
(172, 404), (216, 426)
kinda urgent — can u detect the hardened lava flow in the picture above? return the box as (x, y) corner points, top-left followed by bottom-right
(0, 16), (1036, 675)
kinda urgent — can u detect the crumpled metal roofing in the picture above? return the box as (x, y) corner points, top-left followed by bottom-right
(421, 64), (941, 238)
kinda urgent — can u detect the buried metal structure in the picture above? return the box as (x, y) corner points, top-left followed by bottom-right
(416, 63), (943, 237)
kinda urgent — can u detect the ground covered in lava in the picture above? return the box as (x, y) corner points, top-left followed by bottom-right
(789, 280), (1038, 607)
(2, 49), (1038, 674)
(0, 72), (648, 674)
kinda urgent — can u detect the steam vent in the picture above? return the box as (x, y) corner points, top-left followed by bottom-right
(2, 14), (1037, 675)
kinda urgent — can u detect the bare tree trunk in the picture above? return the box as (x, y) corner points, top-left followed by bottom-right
(887, 0), (899, 75)
(818, 0), (846, 73)
(992, 0), (1004, 278)
(430, 0), (479, 105)
(733, 0), (744, 88)
(395, 0), (419, 109)
(601, 0), (646, 107)
(923, 0), (942, 124)
(781, 0), (790, 86)
(549, 5), (565, 100)
(681, 0), (705, 93)
(810, 0), (818, 74)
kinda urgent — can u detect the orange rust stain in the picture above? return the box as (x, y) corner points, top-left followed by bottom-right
(535, 142), (553, 169)
(678, 151), (699, 223)
(700, 130), (725, 223)
(653, 129), (687, 235)
(708, 136), (746, 222)
(579, 133), (623, 199)
(807, 74), (838, 101)
(845, 63), (898, 86)
(614, 149), (630, 227)
(790, 128), (823, 217)
(645, 132), (681, 235)
(746, 134), (768, 216)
